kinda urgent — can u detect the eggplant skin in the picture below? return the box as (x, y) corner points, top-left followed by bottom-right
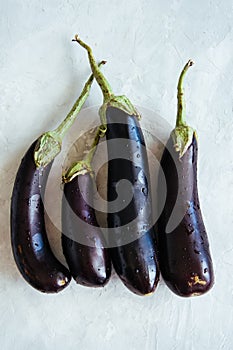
(62, 173), (111, 287)
(157, 134), (214, 297)
(110, 230), (159, 296)
(106, 107), (159, 296)
(11, 140), (71, 293)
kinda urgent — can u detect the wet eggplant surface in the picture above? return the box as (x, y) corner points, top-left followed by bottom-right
(157, 134), (214, 296)
(11, 141), (71, 293)
(106, 107), (159, 296)
(62, 172), (111, 287)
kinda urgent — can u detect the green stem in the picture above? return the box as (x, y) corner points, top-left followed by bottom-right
(84, 125), (106, 165)
(72, 35), (113, 102)
(54, 60), (106, 139)
(34, 61), (105, 168)
(63, 125), (106, 183)
(176, 59), (194, 127)
(171, 59), (195, 158)
(72, 35), (141, 125)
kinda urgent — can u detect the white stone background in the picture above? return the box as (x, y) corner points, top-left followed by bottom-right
(1, 0), (233, 349)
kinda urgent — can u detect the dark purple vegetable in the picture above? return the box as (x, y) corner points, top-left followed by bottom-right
(73, 35), (159, 296)
(106, 107), (159, 295)
(11, 63), (105, 293)
(62, 127), (111, 287)
(157, 60), (214, 297)
(11, 141), (70, 293)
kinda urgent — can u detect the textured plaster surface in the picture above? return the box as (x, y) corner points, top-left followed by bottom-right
(1, 1), (233, 349)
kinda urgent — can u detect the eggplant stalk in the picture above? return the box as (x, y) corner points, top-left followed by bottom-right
(34, 61), (106, 167)
(62, 125), (106, 183)
(172, 60), (195, 158)
(72, 35), (140, 127)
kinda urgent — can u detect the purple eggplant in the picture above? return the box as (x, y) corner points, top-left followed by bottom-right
(106, 107), (159, 295)
(11, 141), (70, 293)
(157, 60), (214, 297)
(73, 35), (159, 296)
(11, 63), (105, 293)
(62, 129), (111, 287)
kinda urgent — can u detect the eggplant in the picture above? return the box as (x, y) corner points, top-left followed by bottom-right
(106, 107), (159, 295)
(62, 129), (111, 287)
(11, 141), (71, 293)
(157, 60), (214, 297)
(73, 35), (159, 295)
(11, 63), (105, 293)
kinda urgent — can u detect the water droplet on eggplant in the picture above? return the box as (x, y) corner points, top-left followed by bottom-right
(142, 187), (148, 196)
(186, 227), (194, 235)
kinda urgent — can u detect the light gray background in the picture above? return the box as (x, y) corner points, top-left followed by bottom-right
(1, 1), (233, 349)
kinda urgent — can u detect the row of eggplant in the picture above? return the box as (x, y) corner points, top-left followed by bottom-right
(11, 36), (214, 297)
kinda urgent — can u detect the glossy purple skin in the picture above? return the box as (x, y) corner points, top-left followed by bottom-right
(157, 134), (214, 297)
(11, 140), (71, 293)
(106, 107), (159, 296)
(62, 173), (111, 287)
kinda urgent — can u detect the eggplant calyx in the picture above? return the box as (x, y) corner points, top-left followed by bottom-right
(63, 125), (106, 183)
(62, 160), (93, 183)
(171, 125), (195, 158)
(34, 131), (62, 168)
(99, 95), (141, 126)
